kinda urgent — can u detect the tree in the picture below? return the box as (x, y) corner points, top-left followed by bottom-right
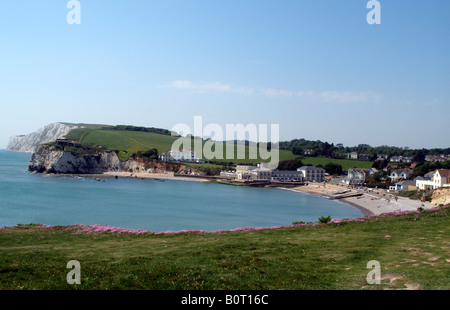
(277, 158), (304, 171)
(137, 148), (159, 160)
(324, 163), (343, 175)
(412, 149), (426, 163)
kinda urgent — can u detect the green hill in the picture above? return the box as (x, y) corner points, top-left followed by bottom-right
(62, 124), (297, 164)
(61, 123), (373, 169)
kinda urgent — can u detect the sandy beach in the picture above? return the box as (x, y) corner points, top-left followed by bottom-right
(103, 171), (211, 182)
(289, 182), (435, 216)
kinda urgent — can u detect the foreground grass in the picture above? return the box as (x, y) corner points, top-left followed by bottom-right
(0, 207), (448, 290)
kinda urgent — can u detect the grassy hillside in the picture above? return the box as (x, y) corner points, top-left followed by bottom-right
(0, 206), (448, 290)
(63, 124), (297, 164)
(61, 124), (373, 169)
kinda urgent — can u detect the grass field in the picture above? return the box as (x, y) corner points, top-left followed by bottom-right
(301, 157), (374, 171)
(0, 207), (448, 290)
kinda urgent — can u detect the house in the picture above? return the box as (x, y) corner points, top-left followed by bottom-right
(390, 180), (417, 191)
(55, 138), (69, 146)
(425, 155), (450, 162)
(347, 152), (358, 160)
(344, 168), (370, 185)
(304, 149), (313, 155)
(416, 169), (450, 190)
(297, 166), (326, 182)
(359, 153), (371, 161)
(389, 169), (413, 182)
(390, 156), (413, 163)
(376, 154), (389, 161)
(432, 169), (450, 189)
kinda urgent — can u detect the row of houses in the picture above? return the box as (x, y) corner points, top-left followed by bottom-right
(344, 167), (417, 185)
(225, 164), (326, 183)
(425, 155), (450, 162)
(343, 168), (379, 184)
(344, 167), (450, 192)
(389, 156), (413, 163)
(389, 170), (450, 191)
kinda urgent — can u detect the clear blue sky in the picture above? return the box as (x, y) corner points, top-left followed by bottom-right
(0, 0), (449, 149)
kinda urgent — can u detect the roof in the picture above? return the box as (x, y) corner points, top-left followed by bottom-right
(396, 180), (416, 185)
(436, 169), (450, 178)
(298, 166), (324, 171)
(391, 169), (412, 174)
(253, 167), (272, 172)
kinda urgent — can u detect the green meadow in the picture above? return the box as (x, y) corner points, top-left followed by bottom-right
(0, 207), (448, 290)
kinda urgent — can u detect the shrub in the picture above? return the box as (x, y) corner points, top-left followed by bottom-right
(318, 215), (332, 224)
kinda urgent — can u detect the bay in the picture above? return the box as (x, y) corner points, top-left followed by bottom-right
(0, 150), (364, 232)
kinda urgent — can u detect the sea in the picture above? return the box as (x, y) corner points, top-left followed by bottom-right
(0, 150), (364, 232)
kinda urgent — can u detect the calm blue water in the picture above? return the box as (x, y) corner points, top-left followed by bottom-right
(0, 150), (364, 232)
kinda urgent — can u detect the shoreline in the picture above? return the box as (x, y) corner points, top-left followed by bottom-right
(43, 171), (211, 183)
(35, 170), (435, 216)
(288, 182), (436, 216)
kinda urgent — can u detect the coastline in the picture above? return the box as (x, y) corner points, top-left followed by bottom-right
(34, 168), (436, 217)
(289, 182), (436, 216)
(53, 171), (211, 183)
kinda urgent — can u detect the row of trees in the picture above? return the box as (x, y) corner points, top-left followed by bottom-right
(105, 125), (172, 136)
(280, 138), (449, 160)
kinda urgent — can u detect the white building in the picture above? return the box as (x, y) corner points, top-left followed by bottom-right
(158, 150), (205, 163)
(390, 156), (413, 163)
(348, 152), (358, 160)
(271, 170), (303, 182)
(416, 169), (450, 190)
(251, 167), (273, 180)
(297, 166), (326, 182)
(389, 169), (413, 182)
(344, 168), (370, 185)
(235, 165), (257, 180)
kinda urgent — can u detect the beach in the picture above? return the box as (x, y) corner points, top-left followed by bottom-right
(101, 171), (211, 182)
(289, 182), (435, 216)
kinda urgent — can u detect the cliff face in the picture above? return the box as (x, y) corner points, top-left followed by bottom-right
(7, 123), (80, 153)
(431, 188), (450, 206)
(28, 145), (143, 174)
(28, 145), (184, 175)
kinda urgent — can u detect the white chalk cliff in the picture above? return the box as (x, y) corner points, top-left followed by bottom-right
(7, 123), (81, 153)
(28, 145), (155, 174)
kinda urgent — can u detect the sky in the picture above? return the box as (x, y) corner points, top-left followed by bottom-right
(0, 0), (449, 150)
